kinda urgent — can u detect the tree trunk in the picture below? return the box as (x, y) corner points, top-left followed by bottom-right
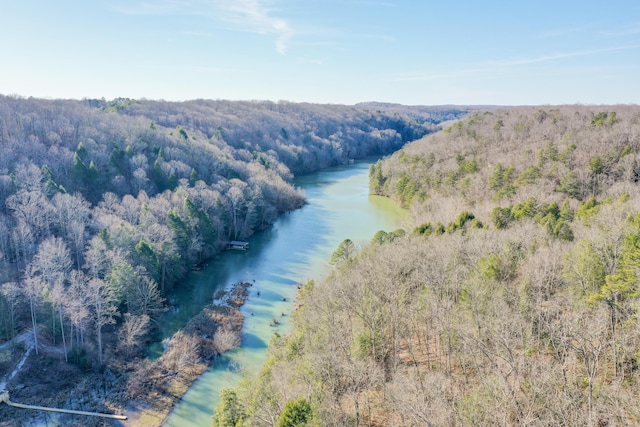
(51, 305), (56, 346)
(97, 322), (103, 365)
(30, 297), (39, 355)
(58, 306), (67, 362)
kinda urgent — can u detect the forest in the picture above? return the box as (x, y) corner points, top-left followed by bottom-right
(217, 105), (640, 426)
(0, 95), (469, 425)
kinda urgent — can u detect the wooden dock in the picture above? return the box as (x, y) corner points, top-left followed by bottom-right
(226, 240), (249, 250)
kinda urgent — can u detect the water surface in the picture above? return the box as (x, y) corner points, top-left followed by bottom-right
(162, 160), (406, 426)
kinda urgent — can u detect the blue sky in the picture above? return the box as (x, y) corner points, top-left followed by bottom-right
(1, 0), (639, 105)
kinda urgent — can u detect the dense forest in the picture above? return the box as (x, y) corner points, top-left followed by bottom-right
(218, 105), (640, 426)
(0, 95), (469, 425)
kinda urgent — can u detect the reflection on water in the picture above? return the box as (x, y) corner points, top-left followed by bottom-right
(162, 160), (406, 426)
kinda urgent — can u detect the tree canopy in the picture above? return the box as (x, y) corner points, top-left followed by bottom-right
(0, 96), (466, 424)
(227, 105), (640, 426)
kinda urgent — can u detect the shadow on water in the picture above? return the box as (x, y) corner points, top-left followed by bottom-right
(162, 160), (406, 427)
(241, 332), (268, 350)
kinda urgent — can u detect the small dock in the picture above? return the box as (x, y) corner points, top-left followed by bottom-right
(226, 240), (249, 251)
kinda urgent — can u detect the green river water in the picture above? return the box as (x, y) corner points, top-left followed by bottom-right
(160, 160), (406, 426)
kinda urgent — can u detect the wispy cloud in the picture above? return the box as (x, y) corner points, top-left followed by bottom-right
(537, 22), (640, 40)
(115, 0), (399, 57)
(492, 45), (640, 67)
(393, 45), (640, 82)
(115, 0), (294, 54)
(212, 0), (294, 54)
(600, 22), (640, 38)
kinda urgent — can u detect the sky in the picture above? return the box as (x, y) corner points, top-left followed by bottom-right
(1, 0), (639, 105)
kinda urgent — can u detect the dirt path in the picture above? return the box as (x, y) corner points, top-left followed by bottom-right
(0, 331), (35, 393)
(0, 330), (66, 394)
(0, 330), (33, 352)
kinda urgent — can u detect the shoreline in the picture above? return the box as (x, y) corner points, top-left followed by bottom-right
(0, 282), (251, 427)
(123, 281), (252, 426)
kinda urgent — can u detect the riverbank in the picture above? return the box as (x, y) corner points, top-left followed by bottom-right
(162, 161), (408, 426)
(0, 282), (251, 427)
(123, 281), (251, 426)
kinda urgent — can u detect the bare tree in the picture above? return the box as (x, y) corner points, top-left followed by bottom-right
(118, 313), (150, 357)
(227, 184), (245, 240)
(0, 215), (11, 261)
(6, 190), (54, 239)
(213, 326), (241, 354)
(30, 237), (72, 356)
(87, 278), (118, 365)
(10, 219), (35, 270)
(21, 271), (44, 355)
(566, 305), (609, 426)
(83, 236), (116, 279)
(0, 281), (20, 342)
(67, 269), (90, 349)
(128, 275), (164, 317)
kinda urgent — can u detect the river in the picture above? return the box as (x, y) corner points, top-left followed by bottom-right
(160, 160), (406, 426)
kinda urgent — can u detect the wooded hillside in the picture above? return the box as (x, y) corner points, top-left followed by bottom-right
(222, 105), (640, 426)
(0, 96), (469, 424)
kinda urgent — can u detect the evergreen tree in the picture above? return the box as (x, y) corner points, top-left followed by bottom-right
(212, 389), (245, 427)
(276, 398), (314, 427)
